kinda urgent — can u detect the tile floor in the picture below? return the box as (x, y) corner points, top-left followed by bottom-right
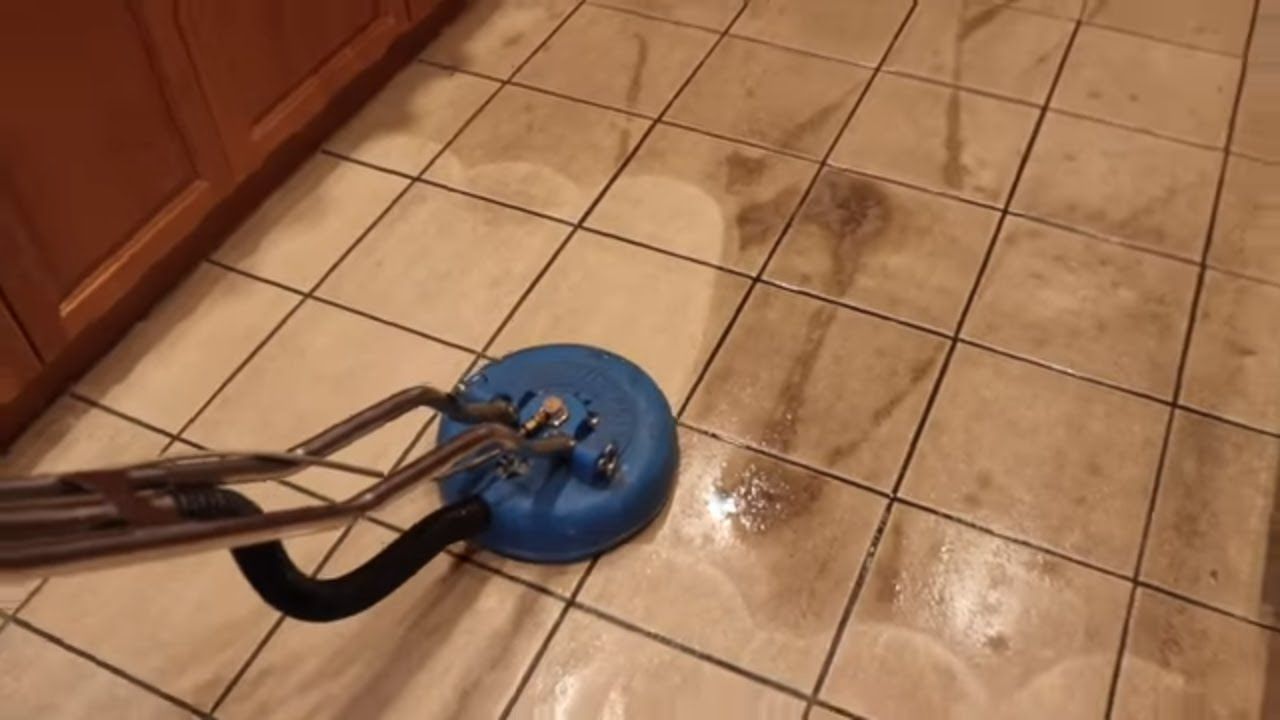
(3, 0), (1279, 717)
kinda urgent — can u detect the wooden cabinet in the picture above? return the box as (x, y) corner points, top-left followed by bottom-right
(176, 0), (408, 174)
(0, 302), (40, 405)
(0, 2), (233, 359)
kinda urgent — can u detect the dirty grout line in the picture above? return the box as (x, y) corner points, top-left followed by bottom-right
(1102, 0), (1268, 714)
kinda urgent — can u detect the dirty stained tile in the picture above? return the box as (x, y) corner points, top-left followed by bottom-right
(902, 345), (1167, 573)
(766, 170), (998, 332)
(75, 264), (297, 432)
(1083, 0), (1254, 55)
(325, 63), (498, 175)
(1112, 590), (1280, 720)
(219, 523), (563, 720)
(508, 609), (806, 719)
(319, 184), (568, 348)
(730, 0), (912, 66)
(426, 86), (649, 221)
(963, 217), (1197, 398)
(516, 5), (716, 116)
(830, 73), (1039, 206)
(1181, 271), (1280, 433)
(20, 483), (339, 709)
(885, 0), (1075, 103)
(185, 301), (473, 500)
(1054, 26), (1240, 147)
(823, 505), (1129, 720)
(1209, 154), (1280, 285)
(492, 230), (749, 407)
(1142, 412), (1280, 624)
(591, 0), (743, 29)
(421, 0), (578, 78)
(212, 155), (408, 290)
(587, 123), (817, 273)
(0, 627), (193, 720)
(668, 38), (872, 158)
(582, 429), (885, 688)
(685, 285), (948, 489)
(1013, 113), (1222, 260)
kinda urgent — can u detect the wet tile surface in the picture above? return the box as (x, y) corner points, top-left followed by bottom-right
(1083, 0), (1255, 55)
(426, 85), (648, 220)
(1143, 412), (1280, 625)
(588, 123), (817, 272)
(492, 230), (748, 406)
(1209, 154), (1280, 284)
(668, 37), (871, 158)
(1182, 271), (1280, 433)
(730, 0), (912, 66)
(830, 73), (1039, 205)
(212, 155), (408, 290)
(902, 345), (1167, 572)
(1113, 590), (1280, 720)
(885, 0), (1076, 103)
(1054, 26), (1240, 146)
(509, 610), (805, 718)
(516, 5), (715, 115)
(964, 217), (1197, 398)
(823, 505), (1130, 720)
(766, 170), (998, 331)
(325, 63), (498, 174)
(319, 183), (568, 347)
(581, 429), (884, 687)
(686, 285), (948, 489)
(1013, 113), (1221, 259)
(421, 0), (578, 78)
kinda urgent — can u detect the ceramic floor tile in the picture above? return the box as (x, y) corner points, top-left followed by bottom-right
(219, 522), (563, 720)
(1013, 113), (1221, 260)
(75, 264), (296, 432)
(508, 609), (806, 719)
(1143, 412), (1280, 624)
(1209, 154), (1280, 284)
(1054, 26), (1241, 147)
(685, 285), (948, 489)
(319, 184), (568, 348)
(830, 73), (1039, 206)
(730, 0), (911, 66)
(1182, 271), (1280, 433)
(902, 345), (1166, 573)
(421, 0), (578, 78)
(325, 63), (498, 175)
(426, 86), (649, 221)
(185, 301), (473, 500)
(884, 0), (1075, 103)
(1233, 55), (1280, 162)
(20, 483), (339, 709)
(822, 505), (1130, 720)
(1083, 0), (1255, 55)
(1113, 590), (1280, 720)
(0, 626), (192, 719)
(581, 429), (884, 688)
(592, 0), (743, 29)
(964, 217), (1197, 398)
(587, 123), (817, 273)
(516, 5), (716, 116)
(766, 170), (998, 332)
(492, 230), (749, 406)
(212, 155), (408, 290)
(668, 37), (871, 158)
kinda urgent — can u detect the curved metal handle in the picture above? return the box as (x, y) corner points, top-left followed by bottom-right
(177, 487), (490, 622)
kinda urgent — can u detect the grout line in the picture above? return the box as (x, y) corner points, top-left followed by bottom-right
(1046, 105), (1232, 153)
(1079, 17), (1251, 59)
(805, 8), (1088, 712)
(6, 615), (211, 718)
(64, 392), (187, 445)
(1137, 579), (1280, 634)
(582, 226), (757, 279)
(1203, 261), (1280, 294)
(316, 148), (418, 179)
(1175, 403), (1280, 440)
(1001, 209), (1208, 267)
(1102, 0), (1266, 714)
(413, 175), (575, 227)
(584, 0), (737, 33)
(659, 118), (820, 162)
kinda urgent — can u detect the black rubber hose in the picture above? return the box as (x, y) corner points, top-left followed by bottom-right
(174, 488), (490, 622)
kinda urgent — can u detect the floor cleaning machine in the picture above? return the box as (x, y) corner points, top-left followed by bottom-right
(0, 345), (678, 622)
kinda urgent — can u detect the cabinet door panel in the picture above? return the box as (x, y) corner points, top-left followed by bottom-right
(178, 0), (408, 173)
(0, 2), (232, 358)
(0, 300), (39, 405)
